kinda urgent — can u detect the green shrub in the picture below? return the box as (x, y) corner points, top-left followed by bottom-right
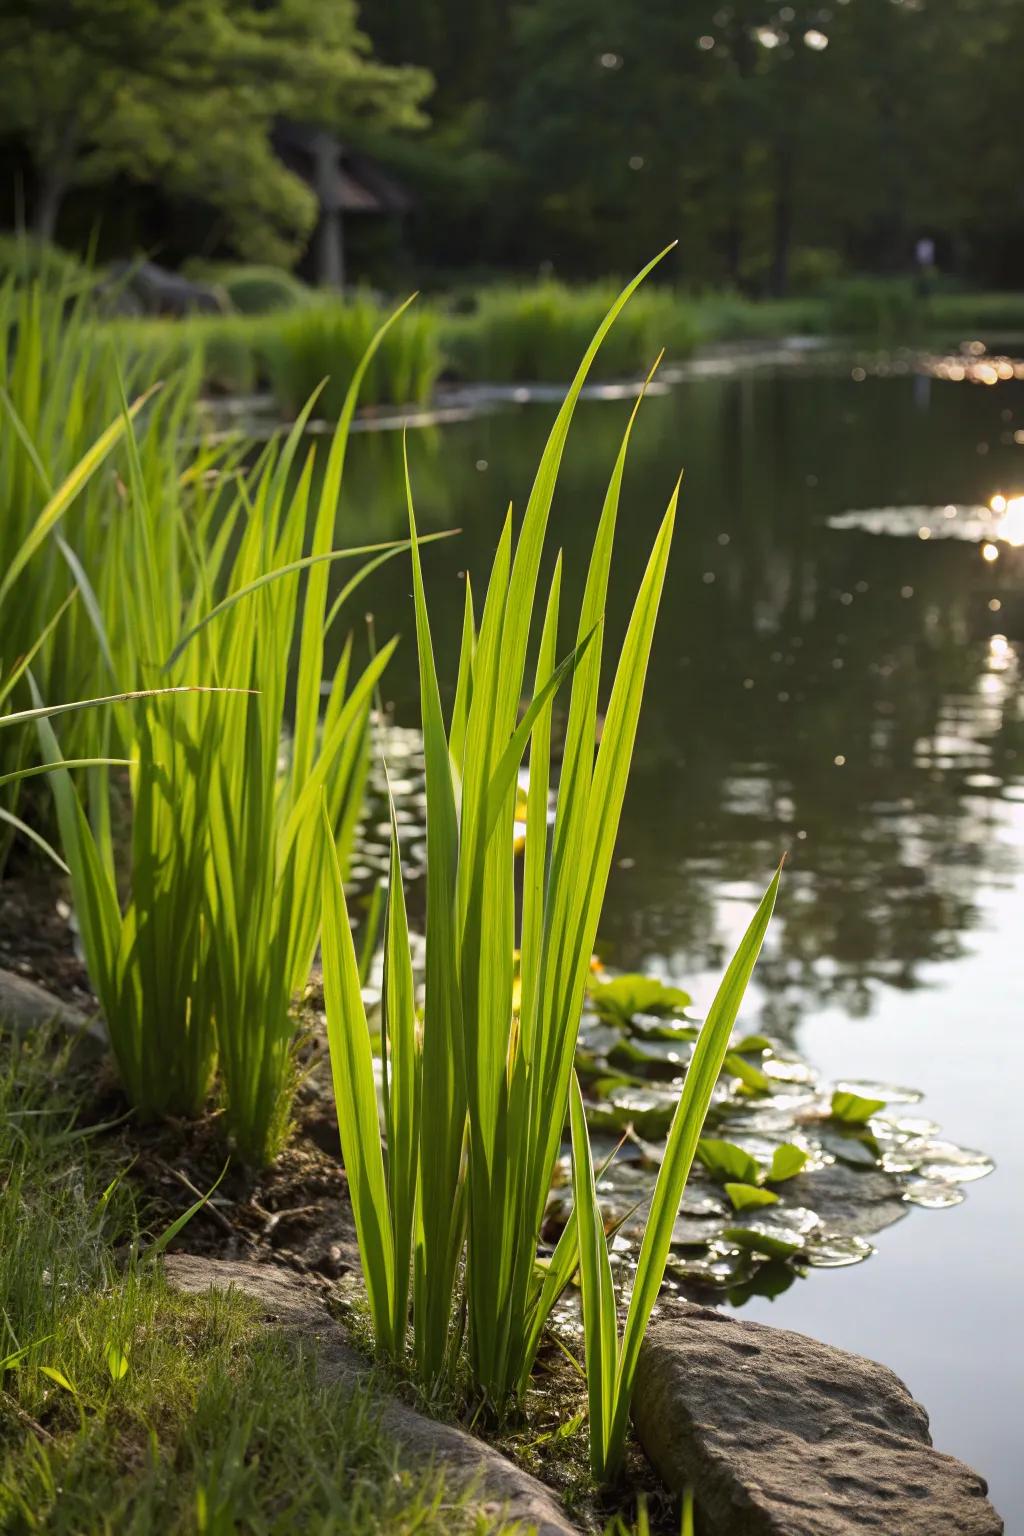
(926, 290), (1024, 336)
(0, 233), (88, 290)
(97, 316), (260, 394)
(690, 291), (825, 342)
(825, 277), (922, 339)
(21, 306), (432, 1162)
(789, 245), (845, 295)
(441, 281), (698, 382)
(186, 261), (313, 314)
(261, 296), (441, 413)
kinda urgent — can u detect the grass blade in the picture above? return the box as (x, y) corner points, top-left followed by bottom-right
(570, 1074), (619, 1478)
(609, 864), (783, 1469)
(321, 801), (396, 1351)
(0, 384), (159, 602)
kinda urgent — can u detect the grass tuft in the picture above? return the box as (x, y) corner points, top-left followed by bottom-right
(0, 1034), (500, 1535)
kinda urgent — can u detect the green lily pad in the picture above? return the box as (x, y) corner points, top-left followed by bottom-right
(599, 1082), (682, 1137)
(831, 1089), (886, 1125)
(629, 1016), (699, 1044)
(819, 1127), (881, 1167)
(724, 1182), (779, 1212)
(724, 1051), (773, 1093)
(697, 1138), (761, 1186)
(804, 1232), (875, 1268)
(733, 1033), (773, 1055)
(607, 1034), (691, 1076)
(768, 1143), (809, 1183)
(724, 1224), (806, 1260)
(588, 974), (692, 1024)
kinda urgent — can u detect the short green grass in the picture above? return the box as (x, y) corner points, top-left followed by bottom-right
(0, 1032), (500, 1535)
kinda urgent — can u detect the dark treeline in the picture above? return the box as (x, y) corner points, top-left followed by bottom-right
(364, 0), (1024, 291)
(0, 0), (1020, 292)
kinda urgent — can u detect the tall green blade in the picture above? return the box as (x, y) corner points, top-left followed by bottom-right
(448, 576), (476, 781)
(0, 385), (158, 602)
(610, 865), (783, 1466)
(569, 1074), (619, 1479)
(519, 558), (562, 1065)
(529, 492), (678, 1266)
(495, 250), (674, 736)
(321, 803), (396, 1353)
(293, 298), (416, 788)
(381, 781), (420, 1357)
(403, 436), (465, 1382)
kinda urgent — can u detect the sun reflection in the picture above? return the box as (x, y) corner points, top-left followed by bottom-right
(994, 494), (1024, 547)
(925, 352), (1024, 385)
(988, 634), (1013, 671)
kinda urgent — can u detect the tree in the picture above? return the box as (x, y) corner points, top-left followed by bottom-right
(0, 0), (431, 263)
(360, 0), (1024, 291)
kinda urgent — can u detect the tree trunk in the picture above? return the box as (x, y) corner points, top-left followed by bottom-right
(34, 167), (67, 242)
(32, 115), (80, 243)
(769, 142), (794, 298)
(312, 131), (345, 291)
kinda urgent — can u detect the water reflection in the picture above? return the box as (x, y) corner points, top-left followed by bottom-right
(328, 355), (1022, 1512)
(329, 359), (1023, 1045)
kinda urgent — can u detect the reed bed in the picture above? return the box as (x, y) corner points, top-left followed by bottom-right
(4, 283), (425, 1161)
(100, 297), (443, 414)
(0, 260), (789, 1491)
(0, 282), (207, 872)
(442, 280), (699, 382)
(319, 260), (781, 1471)
(262, 296), (442, 415)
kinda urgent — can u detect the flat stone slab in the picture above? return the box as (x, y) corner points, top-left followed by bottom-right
(632, 1302), (1003, 1536)
(0, 966), (105, 1054)
(165, 1254), (580, 1536)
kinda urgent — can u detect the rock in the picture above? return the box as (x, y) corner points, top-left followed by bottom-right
(98, 260), (226, 317)
(0, 966), (106, 1058)
(632, 1301), (1003, 1536)
(165, 1254), (580, 1536)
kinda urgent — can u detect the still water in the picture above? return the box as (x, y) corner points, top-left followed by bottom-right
(334, 347), (1024, 1521)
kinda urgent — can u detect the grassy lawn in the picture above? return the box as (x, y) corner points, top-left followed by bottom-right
(0, 1033), (498, 1536)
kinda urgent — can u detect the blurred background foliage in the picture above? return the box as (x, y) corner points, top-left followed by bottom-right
(0, 0), (1020, 295)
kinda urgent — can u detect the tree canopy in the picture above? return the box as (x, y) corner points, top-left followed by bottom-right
(0, 0), (1020, 288)
(0, 0), (430, 262)
(364, 0), (1024, 290)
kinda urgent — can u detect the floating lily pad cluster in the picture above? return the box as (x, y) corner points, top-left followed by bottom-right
(551, 973), (994, 1305)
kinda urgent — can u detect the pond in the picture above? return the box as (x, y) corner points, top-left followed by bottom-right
(326, 342), (1023, 1520)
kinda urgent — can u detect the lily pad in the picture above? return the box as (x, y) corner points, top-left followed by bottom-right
(831, 1089), (886, 1125)
(724, 1224), (807, 1260)
(768, 1143), (809, 1183)
(588, 974), (692, 1024)
(733, 1033), (773, 1054)
(697, 1138), (761, 1187)
(725, 1182), (779, 1212)
(819, 1127), (881, 1167)
(723, 1051), (773, 1093)
(804, 1232), (875, 1268)
(607, 1034), (691, 1077)
(903, 1181), (966, 1210)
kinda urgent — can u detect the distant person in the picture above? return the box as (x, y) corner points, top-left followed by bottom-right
(915, 236), (936, 297)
